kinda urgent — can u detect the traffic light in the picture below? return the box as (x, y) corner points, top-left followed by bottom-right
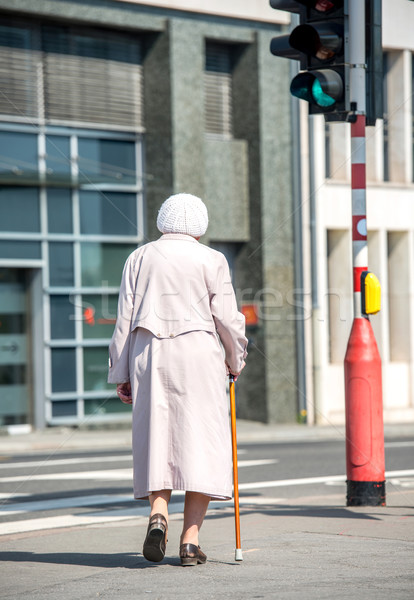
(270, 0), (348, 120)
(270, 1), (383, 124)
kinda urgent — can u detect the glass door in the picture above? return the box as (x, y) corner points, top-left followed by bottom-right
(0, 269), (30, 425)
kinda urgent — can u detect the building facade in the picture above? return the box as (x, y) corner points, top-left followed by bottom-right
(302, 0), (414, 425)
(2, 0), (411, 431)
(0, 0), (298, 428)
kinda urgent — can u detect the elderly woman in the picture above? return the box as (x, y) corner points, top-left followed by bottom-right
(108, 193), (247, 566)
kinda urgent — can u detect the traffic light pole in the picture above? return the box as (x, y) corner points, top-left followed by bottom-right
(344, 0), (385, 506)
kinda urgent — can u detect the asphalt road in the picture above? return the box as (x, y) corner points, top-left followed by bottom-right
(0, 437), (413, 535)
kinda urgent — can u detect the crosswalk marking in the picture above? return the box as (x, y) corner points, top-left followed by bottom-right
(0, 455), (132, 470)
(237, 469), (414, 491)
(384, 441), (414, 448)
(0, 511), (141, 536)
(0, 493), (29, 500)
(1, 468), (413, 537)
(0, 493), (135, 516)
(0, 459), (278, 484)
(238, 459), (278, 467)
(0, 496), (285, 537)
(0, 468), (133, 483)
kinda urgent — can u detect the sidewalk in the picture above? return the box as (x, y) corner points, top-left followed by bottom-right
(0, 420), (413, 454)
(1, 490), (413, 599)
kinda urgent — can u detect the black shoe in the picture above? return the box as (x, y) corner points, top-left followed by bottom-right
(179, 543), (207, 566)
(142, 513), (168, 562)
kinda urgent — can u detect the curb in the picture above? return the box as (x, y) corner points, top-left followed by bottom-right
(0, 421), (413, 454)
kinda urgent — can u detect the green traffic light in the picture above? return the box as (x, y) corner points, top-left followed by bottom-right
(311, 78), (336, 107)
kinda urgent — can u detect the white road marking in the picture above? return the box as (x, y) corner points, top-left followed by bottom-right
(238, 469), (414, 491)
(238, 474), (346, 491)
(384, 441), (414, 448)
(0, 492), (29, 499)
(0, 460), (277, 484)
(388, 478), (414, 488)
(0, 496), (280, 536)
(384, 469), (414, 478)
(0, 511), (142, 536)
(237, 459), (278, 467)
(0, 455), (132, 470)
(0, 468), (133, 483)
(0, 493), (135, 516)
(0, 491), (286, 517)
(1, 469), (413, 536)
(2, 468), (413, 487)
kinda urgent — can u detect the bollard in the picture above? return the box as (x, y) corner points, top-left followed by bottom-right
(344, 317), (385, 506)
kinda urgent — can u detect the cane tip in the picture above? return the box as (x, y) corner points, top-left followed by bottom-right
(235, 548), (243, 561)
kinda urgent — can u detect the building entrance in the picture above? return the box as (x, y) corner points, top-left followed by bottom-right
(0, 268), (31, 426)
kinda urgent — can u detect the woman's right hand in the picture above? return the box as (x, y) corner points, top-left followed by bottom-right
(226, 360), (246, 382)
(117, 382), (132, 404)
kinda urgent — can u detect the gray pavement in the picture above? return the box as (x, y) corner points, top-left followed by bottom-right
(0, 421), (413, 599)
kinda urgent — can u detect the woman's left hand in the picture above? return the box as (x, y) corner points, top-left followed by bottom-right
(117, 382), (132, 404)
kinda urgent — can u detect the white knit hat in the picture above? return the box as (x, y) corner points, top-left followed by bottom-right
(157, 193), (209, 237)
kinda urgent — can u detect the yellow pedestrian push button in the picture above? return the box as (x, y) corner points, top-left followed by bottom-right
(361, 271), (381, 315)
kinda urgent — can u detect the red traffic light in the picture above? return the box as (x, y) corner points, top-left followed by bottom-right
(295, 0), (343, 12)
(289, 22), (343, 61)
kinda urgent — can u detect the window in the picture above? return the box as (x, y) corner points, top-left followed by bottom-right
(383, 52), (390, 182)
(83, 346), (112, 391)
(49, 242), (74, 287)
(205, 42), (234, 137)
(0, 187), (40, 232)
(51, 348), (76, 393)
(0, 20), (144, 129)
(52, 400), (77, 418)
(0, 24), (39, 119)
(0, 241), (41, 259)
(0, 131), (38, 183)
(84, 398), (130, 416)
(78, 138), (136, 185)
(46, 135), (71, 183)
(387, 232), (410, 361)
(82, 294), (118, 339)
(43, 26), (143, 128)
(50, 295), (76, 340)
(47, 188), (73, 233)
(80, 242), (136, 287)
(412, 52), (414, 181)
(327, 230), (352, 363)
(79, 191), (137, 236)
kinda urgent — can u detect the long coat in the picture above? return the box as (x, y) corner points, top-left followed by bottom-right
(108, 233), (247, 500)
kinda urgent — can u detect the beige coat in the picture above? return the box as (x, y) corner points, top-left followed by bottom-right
(108, 233), (247, 500)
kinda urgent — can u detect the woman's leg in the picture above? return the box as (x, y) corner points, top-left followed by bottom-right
(149, 489), (171, 520)
(180, 491), (210, 546)
(142, 490), (171, 562)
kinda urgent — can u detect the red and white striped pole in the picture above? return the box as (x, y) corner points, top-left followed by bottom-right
(344, 0), (385, 506)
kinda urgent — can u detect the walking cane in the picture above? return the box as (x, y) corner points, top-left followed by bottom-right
(229, 373), (243, 561)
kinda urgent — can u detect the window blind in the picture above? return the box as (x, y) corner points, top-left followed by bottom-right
(0, 22), (144, 130)
(0, 25), (41, 119)
(43, 27), (143, 128)
(204, 42), (233, 136)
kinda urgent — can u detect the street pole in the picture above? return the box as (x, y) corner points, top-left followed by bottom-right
(344, 0), (385, 506)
